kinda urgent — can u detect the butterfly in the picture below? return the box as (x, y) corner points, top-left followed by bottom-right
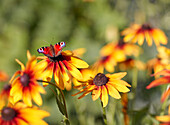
(37, 42), (66, 58)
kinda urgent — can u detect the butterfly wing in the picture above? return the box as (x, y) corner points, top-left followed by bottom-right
(54, 42), (66, 57)
(37, 42), (66, 58)
(37, 45), (55, 58)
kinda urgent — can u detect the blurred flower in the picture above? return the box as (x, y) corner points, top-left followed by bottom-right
(9, 51), (46, 106)
(147, 46), (170, 75)
(93, 54), (117, 73)
(73, 70), (131, 107)
(118, 58), (146, 71)
(0, 71), (9, 82)
(101, 40), (140, 61)
(121, 24), (168, 46)
(37, 50), (89, 90)
(0, 84), (12, 109)
(72, 48), (86, 57)
(156, 105), (170, 125)
(146, 69), (170, 102)
(157, 46), (170, 65)
(0, 102), (50, 125)
(93, 40), (140, 73)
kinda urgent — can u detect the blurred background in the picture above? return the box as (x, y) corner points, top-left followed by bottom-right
(0, 0), (170, 125)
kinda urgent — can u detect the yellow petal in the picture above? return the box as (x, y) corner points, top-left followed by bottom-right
(123, 32), (136, 42)
(105, 60), (115, 73)
(35, 60), (48, 71)
(54, 62), (64, 90)
(113, 84), (130, 92)
(100, 43), (115, 56)
(15, 59), (25, 71)
(155, 29), (168, 45)
(106, 83), (121, 99)
(23, 87), (32, 107)
(106, 72), (127, 80)
(19, 108), (50, 125)
(15, 117), (28, 125)
(10, 72), (20, 84)
(92, 87), (101, 101)
(137, 33), (144, 45)
(113, 50), (126, 62)
(145, 31), (152, 46)
(62, 50), (73, 56)
(31, 89), (43, 106)
(27, 50), (32, 60)
(92, 61), (104, 74)
(63, 60), (83, 80)
(109, 79), (131, 87)
(69, 56), (89, 68)
(81, 69), (94, 80)
(131, 34), (138, 43)
(10, 82), (23, 103)
(26, 56), (37, 70)
(59, 61), (70, 82)
(156, 115), (170, 122)
(73, 48), (86, 57)
(100, 86), (108, 107)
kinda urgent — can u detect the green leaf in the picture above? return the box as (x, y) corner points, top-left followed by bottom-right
(50, 88), (67, 116)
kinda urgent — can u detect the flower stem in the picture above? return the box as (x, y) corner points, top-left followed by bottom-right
(37, 80), (69, 122)
(101, 101), (107, 125)
(132, 67), (138, 90)
(131, 67), (138, 125)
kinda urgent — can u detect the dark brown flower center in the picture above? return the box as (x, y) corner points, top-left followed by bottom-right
(93, 73), (108, 86)
(20, 73), (30, 87)
(49, 54), (64, 62)
(118, 39), (125, 47)
(1, 107), (16, 121)
(101, 56), (109, 62)
(141, 24), (152, 30)
(3, 84), (11, 91)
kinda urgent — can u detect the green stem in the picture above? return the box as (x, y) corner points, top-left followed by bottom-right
(37, 80), (69, 119)
(131, 67), (138, 125)
(132, 67), (138, 90)
(101, 101), (107, 125)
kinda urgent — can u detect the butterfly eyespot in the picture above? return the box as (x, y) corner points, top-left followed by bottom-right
(37, 47), (44, 53)
(60, 42), (66, 48)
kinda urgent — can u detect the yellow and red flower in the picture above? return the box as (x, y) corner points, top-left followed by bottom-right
(0, 71), (9, 82)
(73, 69), (131, 107)
(9, 51), (46, 106)
(93, 54), (117, 73)
(121, 23), (168, 46)
(0, 102), (50, 125)
(118, 58), (146, 71)
(156, 105), (170, 125)
(146, 69), (170, 102)
(0, 84), (13, 109)
(93, 40), (140, 73)
(147, 46), (170, 75)
(36, 50), (89, 89)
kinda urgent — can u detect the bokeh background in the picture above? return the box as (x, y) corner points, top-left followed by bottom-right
(0, 0), (170, 125)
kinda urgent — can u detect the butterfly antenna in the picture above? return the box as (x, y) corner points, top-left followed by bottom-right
(43, 40), (50, 45)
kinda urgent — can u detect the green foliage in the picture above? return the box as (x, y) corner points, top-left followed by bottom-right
(0, 0), (169, 125)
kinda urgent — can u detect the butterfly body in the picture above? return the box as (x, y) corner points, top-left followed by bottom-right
(37, 42), (66, 58)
